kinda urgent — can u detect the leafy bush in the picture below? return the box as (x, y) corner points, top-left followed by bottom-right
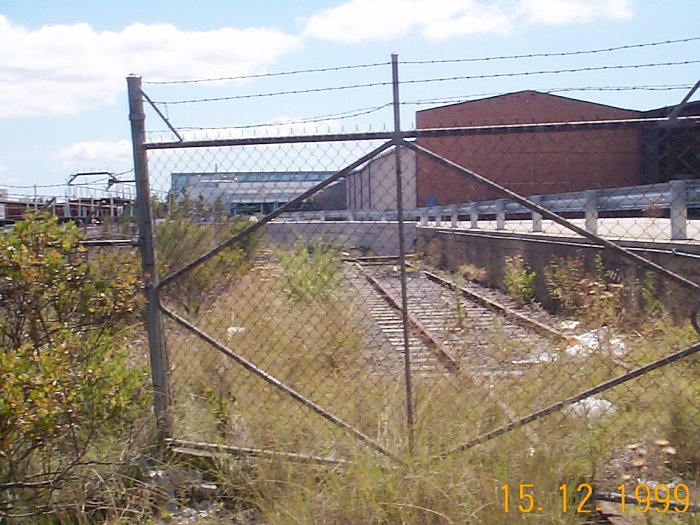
(156, 218), (259, 314)
(503, 255), (536, 305)
(544, 255), (624, 326)
(0, 213), (144, 517)
(278, 240), (340, 301)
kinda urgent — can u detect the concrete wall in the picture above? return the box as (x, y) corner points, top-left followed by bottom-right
(416, 226), (700, 320)
(347, 147), (417, 212)
(415, 91), (644, 206)
(265, 221), (416, 256)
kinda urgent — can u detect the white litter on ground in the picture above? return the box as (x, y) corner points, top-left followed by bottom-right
(226, 326), (246, 337)
(565, 326), (626, 359)
(564, 396), (616, 419)
(511, 352), (557, 365)
(559, 320), (580, 331)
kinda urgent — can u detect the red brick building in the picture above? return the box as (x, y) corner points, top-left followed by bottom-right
(415, 90), (644, 206)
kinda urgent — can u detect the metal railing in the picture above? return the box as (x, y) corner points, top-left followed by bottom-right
(274, 179), (700, 240)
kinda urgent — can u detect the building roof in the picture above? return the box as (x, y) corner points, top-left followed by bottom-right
(415, 90), (646, 130)
(642, 99), (700, 118)
(417, 90), (640, 116)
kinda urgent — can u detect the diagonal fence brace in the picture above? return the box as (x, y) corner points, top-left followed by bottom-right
(402, 139), (700, 296)
(158, 140), (395, 290)
(160, 304), (406, 465)
(438, 340), (700, 459)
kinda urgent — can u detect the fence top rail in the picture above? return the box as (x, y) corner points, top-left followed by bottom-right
(143, 115), (700, 150)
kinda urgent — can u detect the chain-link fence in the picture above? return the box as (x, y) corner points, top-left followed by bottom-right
(128, 57), (700, 508)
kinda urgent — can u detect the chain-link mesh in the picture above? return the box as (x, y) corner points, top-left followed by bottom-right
(136, 81), (699, 506)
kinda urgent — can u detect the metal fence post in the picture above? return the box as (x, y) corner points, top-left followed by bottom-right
(391, 53), (414, 452)
(127, 75), (173, 441)
(670, 179), (687, 240)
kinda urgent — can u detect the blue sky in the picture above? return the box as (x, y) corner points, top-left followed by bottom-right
(0, 0), (698, 198)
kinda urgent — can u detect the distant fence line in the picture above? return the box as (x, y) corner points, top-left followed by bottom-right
(275, 179), (700, 240)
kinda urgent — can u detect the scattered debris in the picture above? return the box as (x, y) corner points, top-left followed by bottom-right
(559, 319), (580, 331)
(564, 396), (616, 419)
(227, 326), (246, 337)
(511, 352), (557, 365)
(631, 458), (646, 468)
(565, 326), (626, 359)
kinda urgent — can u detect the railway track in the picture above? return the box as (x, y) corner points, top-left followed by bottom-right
(347, 258), (566, 380)
(347, 259), (643, 524)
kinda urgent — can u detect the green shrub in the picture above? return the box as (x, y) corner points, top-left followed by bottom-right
(278, 240), (340, 301)
(544, 255), (624, 327)
(503, 254), (536, 305)
(155, 218), (259, 314)
(0, 213), (144, 516)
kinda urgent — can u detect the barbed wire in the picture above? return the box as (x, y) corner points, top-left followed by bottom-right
(150, 104), (394, 134)
(401, 84), (695, 107)
(401, 60), (700, 88)
(401, 36), (700, 65)
(141, 37), (698, 87)
(144, 82), (691, 134)
(151, 59), (699, 106)
(144, 61), (391, 86)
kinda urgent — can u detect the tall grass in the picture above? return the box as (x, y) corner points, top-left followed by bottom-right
(161, 241), (700, 523)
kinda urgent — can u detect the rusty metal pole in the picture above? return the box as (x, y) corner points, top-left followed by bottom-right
(127, 75), (172, 441)
(391, 53), (415, 453)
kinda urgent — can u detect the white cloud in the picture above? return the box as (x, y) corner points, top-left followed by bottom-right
(0, 16), (303, 118)
(303, 0), (512, 43)
(58, 139), (132, 169)
(519, 0), (634, 25)
(302, 0), (633, 43)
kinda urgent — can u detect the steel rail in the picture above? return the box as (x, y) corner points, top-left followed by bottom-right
(144, 116), (700, 150)
(354, 262), (459, 369)
(165, 438), (350, 466)
(418, 268), (566, 340)
(354, 261), (540, 445)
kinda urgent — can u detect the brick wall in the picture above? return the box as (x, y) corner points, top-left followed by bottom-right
(415, 91), (644, 206)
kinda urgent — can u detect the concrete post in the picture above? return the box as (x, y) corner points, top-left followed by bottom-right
(469, 202), (478, 229)
(585, 190), (598, 235)
(434, 207), (442, 227)
(495, 199), (505, 230)
(670, 180), (687, 240)
(531, 195), (542, 233)
(450, 204), (459, 228)
(420, 210), (428, 226)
